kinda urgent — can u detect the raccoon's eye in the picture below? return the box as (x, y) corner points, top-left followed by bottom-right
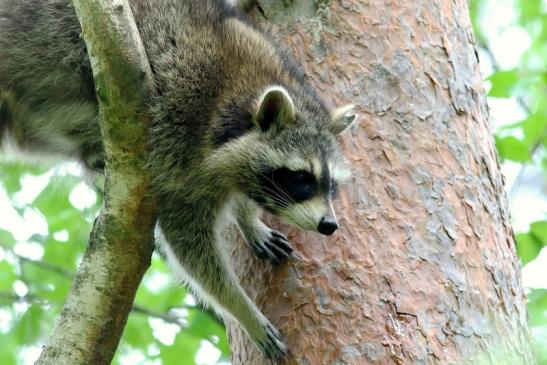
(293, 171), (309, 183)
(263, 168), (317, 203)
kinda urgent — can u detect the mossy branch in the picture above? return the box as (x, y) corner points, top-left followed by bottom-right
(36, 1), (156, 364)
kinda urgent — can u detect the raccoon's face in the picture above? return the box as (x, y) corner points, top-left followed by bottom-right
(247, 86), (357, 236)
(253, 151), (351, 235)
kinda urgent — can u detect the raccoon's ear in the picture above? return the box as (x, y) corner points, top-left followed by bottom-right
(330, 104), (358, 135)
(254, 86), (295, 132)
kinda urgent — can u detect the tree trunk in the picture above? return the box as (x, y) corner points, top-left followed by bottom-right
(227, 0), (536, 363)
(36, 1), (156, 364)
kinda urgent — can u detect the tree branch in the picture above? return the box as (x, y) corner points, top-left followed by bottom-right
(36, 1), (157, 364)
(0, 286), (188, 330)
(0, 242), (222, 331)
(0, 244), (75, 279)
(0, 291), (46, 305)
(131, 304), (187, 328)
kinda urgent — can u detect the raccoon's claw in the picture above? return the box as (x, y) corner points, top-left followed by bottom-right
(255, 322), (287, 362)
(252, 230), (293, 265)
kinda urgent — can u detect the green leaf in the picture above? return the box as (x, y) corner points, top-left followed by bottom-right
(0, 228), (15, 248)
(0, 335), (18, 365)
(186, 311), (229, 354)
(515, 232), (543, 265)
(495, 136), (530, 162)
(521, 114), (547, 146)
(33, 176), (83, 232)
(530, 220), (547, 245)
(135, 275), (183, 308)
(0, 261), (18, 292)
(42, 235), (84, 275)
(469, 0), (486, 44)
(488, 70), (519, 98)
(528, 289), (547, 327)
(497, 119), (524, 132)
(160, 332), (200, 365)
(21, 260), (71, 303)
(122, 313), (155, 350)
(0, 162), (46, 195)
(517, 0), (542, 23)
(13, 305), (45, 344)
(0, 169), (21, 195)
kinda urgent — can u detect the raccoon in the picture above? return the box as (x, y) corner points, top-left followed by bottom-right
(0, 0), (357, 360)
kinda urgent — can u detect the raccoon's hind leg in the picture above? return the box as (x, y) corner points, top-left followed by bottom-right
(234, 197), (293, 265)
(157, 205), (288, 361)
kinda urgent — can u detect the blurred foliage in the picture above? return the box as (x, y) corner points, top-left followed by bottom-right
(0, 161), (229, 364)
(471, 0), (547, 361)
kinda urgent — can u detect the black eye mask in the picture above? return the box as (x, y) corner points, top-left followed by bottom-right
(261, 168), (318, 204)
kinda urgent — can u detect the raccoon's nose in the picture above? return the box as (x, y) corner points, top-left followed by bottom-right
(318, 216), (338, 235)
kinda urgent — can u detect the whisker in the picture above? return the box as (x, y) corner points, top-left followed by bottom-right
(262, 190), (292, 209)
(254, 191), (291, 208)
(262, 185), (293, 206)
(264, 176), (297, 206)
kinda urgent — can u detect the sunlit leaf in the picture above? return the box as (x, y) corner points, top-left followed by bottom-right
(160, 332), (200, 365)
(530, 220), (547, 245)
(517, 0), (542, 24)
(186, 311), (229, 354)
(33, 176), (83, 232)
(521, 114), (547, 146)
(488, 70), (519, 98)
(13, 305), (45, 344)
(495, 136), (530, 162)
(0, 228), (15, 248)
(122, 313), (155, 350)
(0, 335), (18, 365)
(0, 261), (17, 292)
(515, 232), (542, 265)
(21, 259), (71, 303)
(0, 162), (47, 195)
(528, 289), (547, 327)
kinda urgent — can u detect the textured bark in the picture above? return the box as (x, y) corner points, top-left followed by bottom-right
(36, 1), (156, 364)
(227, 0), (536, 364)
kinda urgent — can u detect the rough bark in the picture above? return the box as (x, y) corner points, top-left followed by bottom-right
(227, 0), (536, 364)
(36, 1), (156, 364)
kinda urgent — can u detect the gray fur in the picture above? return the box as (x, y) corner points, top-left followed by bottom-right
(0, 0), (356, 360)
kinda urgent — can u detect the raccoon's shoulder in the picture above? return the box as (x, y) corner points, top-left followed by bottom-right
(208, 18), (321, 148)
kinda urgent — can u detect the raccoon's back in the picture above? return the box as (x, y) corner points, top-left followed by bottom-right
(0, 0), (293, 170)
(0, 0), (238, 96)
(0, 0), (95, 102)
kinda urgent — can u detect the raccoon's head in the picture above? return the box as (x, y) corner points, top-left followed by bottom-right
(243, 86), (357, 236)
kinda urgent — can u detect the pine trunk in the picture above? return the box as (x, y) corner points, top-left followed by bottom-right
(227, 0), (536, 363)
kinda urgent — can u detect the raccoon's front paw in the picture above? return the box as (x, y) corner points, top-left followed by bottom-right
(252, 229), (293, 265)
(255, 321), (287, 362)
